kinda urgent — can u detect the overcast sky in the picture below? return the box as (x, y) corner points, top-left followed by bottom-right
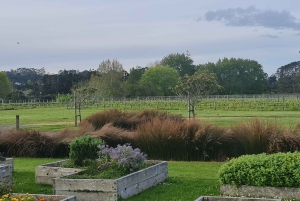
(1, 0), (300, 76)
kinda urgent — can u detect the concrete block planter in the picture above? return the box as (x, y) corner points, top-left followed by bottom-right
(52, 160), (168, 201)
(0, 158), (14, 173)
(12, 193), (76, 201)
(35, 160), (82, 185)
(0, 164), (12, 184)
(221, 184), (300, 199)
(195, 196), (281, 201)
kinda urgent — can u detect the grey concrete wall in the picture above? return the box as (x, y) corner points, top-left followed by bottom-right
(35, 160), (82, 185)
(221, 184), (300, 199)
(0, 164), (12, 185)
(195, 196), (281, 201)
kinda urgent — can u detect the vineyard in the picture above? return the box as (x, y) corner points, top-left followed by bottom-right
(2, 94), (300, 111)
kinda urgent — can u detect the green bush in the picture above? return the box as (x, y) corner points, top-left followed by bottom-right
(69, 136), (104, 166)
(219, 152), (300, 187)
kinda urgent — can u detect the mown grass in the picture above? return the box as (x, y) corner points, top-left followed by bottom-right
(12, 158), (62, 194)
(1, 107), (300, 131)
(11, 158), (222, 200)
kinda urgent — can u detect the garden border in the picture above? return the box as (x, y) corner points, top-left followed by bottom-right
(221, 184), (300, 199)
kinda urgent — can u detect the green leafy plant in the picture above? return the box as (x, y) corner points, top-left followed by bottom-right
(69, 136), (104, 166)
(0, 152), (5, 161)
(219, 152), (300, 187)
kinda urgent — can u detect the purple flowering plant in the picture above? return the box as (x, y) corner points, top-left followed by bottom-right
(97, 144), (147, 174)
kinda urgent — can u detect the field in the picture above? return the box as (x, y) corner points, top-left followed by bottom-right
(1, 106), (300, 131)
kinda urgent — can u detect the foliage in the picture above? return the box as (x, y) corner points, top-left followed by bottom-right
(198, 58), (268, 94)
(0, 72), (13, 100)
(135, 117), (226, 161)
(219, 152), (300, 187)
(160, 51), (195, 76)
(55, 93), (73, 103)
(275, 61), (300, 93)
(228, 119), (279, 155)
(98, 144), (147, 174)
(0, 193), (40, 201)
(138, 65), (179, 96)
(0, 183), (12, 199)
(69, 136), (104, 166)
(90, 59), (126, 98)
(173, 72), (221, 118)
(0, 130), (68, 158)
(123, 66), (147, 97)
(6, 90), (27, 102)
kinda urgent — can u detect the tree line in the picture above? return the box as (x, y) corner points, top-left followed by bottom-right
(0, 52), (299, 101)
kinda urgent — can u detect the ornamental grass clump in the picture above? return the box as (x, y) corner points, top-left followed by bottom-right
(219, 152), (300, 188)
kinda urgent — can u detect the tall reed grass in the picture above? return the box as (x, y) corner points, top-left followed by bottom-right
(2, 109), (300, 161)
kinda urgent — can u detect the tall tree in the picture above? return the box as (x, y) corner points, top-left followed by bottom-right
(275, 61), (300, 93)
(90, 59), (126, 98)
(198, 58), (268, 94)
(0, 72), (13, 100)
(160, 51), (195, 77)
(123, 66), (147, 97)
(138, 65), (179, 96)
(173, 72), (221, 118)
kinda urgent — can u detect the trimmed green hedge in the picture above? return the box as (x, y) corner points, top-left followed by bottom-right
(219, 152), (300, 187)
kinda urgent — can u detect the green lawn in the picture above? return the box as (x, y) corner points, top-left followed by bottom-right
(12, 158), (223, 200)
(1, 107), (300, 131)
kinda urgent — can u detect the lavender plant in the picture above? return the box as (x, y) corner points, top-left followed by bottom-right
(98, 144), (147, 174)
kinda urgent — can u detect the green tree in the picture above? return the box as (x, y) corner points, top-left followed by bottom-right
(198, 58), (268, 94)
(0, 72), (13, 100)
(173, 72), (221, 118)
(138, 65), (179, 96)
(90, 59), (126, 98)
(275, 61), (300, 93)
(123, 66), (147, 97)
(71, 81), (97, 126)
(160, 51), (195, 77)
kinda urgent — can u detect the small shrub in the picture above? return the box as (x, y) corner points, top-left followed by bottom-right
(98, 144), (147, 174)
(69, 136), (104, 166)
(219, 152), (300, 187)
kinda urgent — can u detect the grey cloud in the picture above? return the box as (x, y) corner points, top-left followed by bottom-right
(260, 34), (279, 38)
(204, 6), (300, 30)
